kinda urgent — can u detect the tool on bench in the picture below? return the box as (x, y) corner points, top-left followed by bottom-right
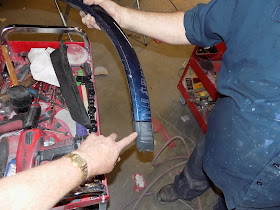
(0, 102), (12, 119)
(48, 87), (56, 125)
(42, 83), (50, 94)
(1, 65), (9, 93)
(76, 63), (97, 132)
(16, 128), (87, 172)
(1, 45), (18, 86)
(16, 64), (30, 83)
(38, 110), (54, 123)
(2, 64), (10, 80)
(28, 88), (50, 102)
(0, 76), (36, 104)
(23, 82), (42, 129)
(2, 45), (33, 113)
(0, 137), (8, 178)
(8, 83), (32, 114)
(54, 87), (66, 106)
(0, 74), (3, 92)
(0, 75), (48, 103)
(0, 80), (10, 95)
(0, 82), (43, 134)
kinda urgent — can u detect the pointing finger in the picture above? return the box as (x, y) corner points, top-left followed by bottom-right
(117, 132), (138, 151)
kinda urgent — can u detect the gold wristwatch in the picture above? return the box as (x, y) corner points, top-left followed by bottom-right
(65, 152), (88, 182)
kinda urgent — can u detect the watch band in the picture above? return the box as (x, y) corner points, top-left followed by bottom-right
(65, 152), (88, 182)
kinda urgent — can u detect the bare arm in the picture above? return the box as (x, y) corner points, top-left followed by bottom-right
(81, 0), (190, 45)
(0, 132), (137, 210)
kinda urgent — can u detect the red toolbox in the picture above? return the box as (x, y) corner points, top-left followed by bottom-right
(177, 42), (226, 133)
(0, 25), (108, 209)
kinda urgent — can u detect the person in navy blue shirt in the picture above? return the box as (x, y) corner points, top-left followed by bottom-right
(82, 0), (280, 209)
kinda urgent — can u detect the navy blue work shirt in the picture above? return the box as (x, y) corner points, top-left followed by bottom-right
(184, 0), (280, 209)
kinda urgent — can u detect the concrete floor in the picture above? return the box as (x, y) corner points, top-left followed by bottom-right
(0, 0), (219, 209)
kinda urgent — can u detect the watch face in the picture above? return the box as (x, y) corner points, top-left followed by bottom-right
(73, 154), (87, 166)
(68, 153), (88, 181)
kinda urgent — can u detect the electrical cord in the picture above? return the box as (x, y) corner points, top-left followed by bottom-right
(120, 136), (203, 210)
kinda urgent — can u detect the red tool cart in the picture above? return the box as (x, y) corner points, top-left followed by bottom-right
(177, 42), (226, 133)
(0, 25), (108, 210)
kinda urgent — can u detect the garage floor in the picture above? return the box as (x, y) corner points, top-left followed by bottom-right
(0, 0), (219, 209)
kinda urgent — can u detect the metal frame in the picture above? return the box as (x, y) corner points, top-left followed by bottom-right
(54, 0), (73, 41)
(1, 25), (91, 56)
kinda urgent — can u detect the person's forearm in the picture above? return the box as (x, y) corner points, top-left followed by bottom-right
(0, 156), (83, 210)
(98, 0), (190, 45)
(119, 8), (190, 45)
(83, 0), (190, 44)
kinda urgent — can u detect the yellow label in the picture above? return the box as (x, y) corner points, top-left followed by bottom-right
(193, 82), (203, 89)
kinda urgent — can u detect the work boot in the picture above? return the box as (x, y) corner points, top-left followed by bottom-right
(156, 184), (180, 204)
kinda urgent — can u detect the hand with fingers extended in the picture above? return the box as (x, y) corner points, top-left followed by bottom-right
(80, 0), (122, 30)
(76, 132), (138, 177)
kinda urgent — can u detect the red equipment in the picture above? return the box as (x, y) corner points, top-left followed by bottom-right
(177, 43), (226, 133)
(0, 26), (108, 209)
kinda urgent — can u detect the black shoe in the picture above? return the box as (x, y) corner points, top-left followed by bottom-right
(156, 184), (179, 204)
